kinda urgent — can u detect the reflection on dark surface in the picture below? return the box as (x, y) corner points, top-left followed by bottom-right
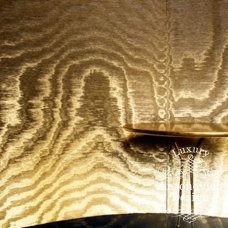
(29, 213), (228, 228)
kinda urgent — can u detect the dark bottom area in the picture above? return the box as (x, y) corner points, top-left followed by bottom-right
(29, 213), (228, 228)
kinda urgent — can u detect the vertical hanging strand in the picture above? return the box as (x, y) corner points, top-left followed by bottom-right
(173, 139), (184, 228)
(189, 138), (205, 228)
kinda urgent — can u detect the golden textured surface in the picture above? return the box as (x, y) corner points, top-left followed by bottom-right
(0, 0), (228, 227)
(124, 122), (228, 137)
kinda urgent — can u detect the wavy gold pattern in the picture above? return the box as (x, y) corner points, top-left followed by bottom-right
(0, 0), (228, 227)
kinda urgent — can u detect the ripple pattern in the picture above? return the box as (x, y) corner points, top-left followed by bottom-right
(0, 0), (227, 227)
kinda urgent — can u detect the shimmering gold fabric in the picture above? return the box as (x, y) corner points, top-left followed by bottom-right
(0, 0), (227, 227)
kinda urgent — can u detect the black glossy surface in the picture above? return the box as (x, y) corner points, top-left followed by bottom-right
(29, 213), (228, 228)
